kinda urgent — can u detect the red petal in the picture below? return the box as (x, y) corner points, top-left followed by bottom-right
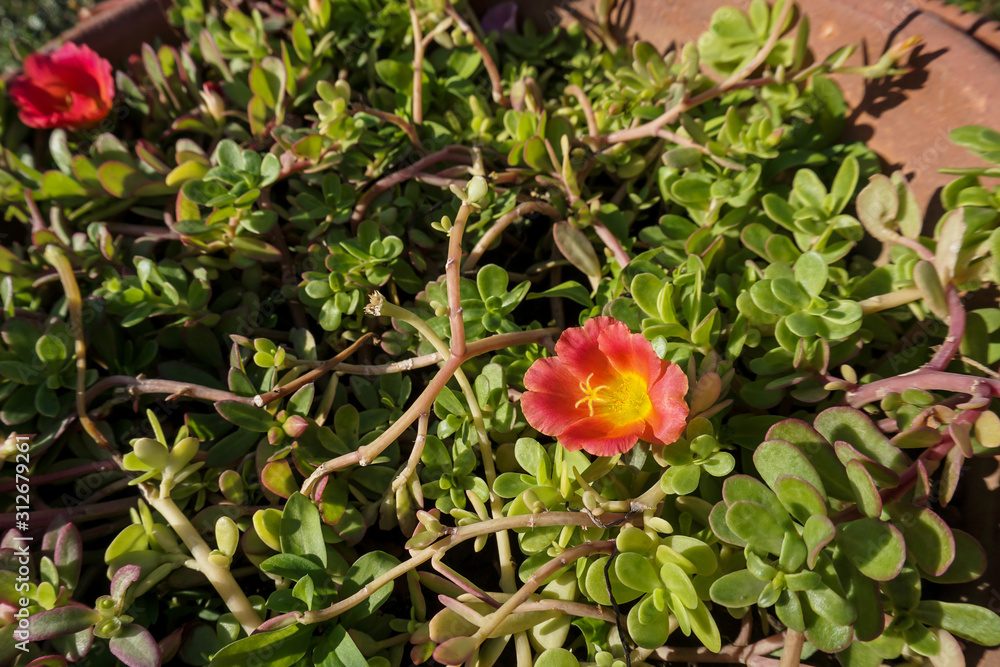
(559, 415), (644, 457)
(12, 43), (114, 131)
(596, 318), (663, 386)
(521, 357), (588, 437)
(553, 316), (619, 385)
(643, 363), (689, 445)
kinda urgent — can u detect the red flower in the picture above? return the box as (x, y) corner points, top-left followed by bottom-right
(521, 317), (689, 457)
(8, 43), (115, 131)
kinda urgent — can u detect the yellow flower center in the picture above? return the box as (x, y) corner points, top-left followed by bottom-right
(574, 372), (652, 421)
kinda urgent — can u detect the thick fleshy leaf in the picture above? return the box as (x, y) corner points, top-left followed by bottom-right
(814, 407), (908, 473)
(773, 474), (827, 524)
(708, 502), (746, 547)
(766, 419), (853, 501)
(722, 475), (794, 531)
(802, 602), (853, 653)
(710, 569), (768, 608)
(923, 530), (987, 584)
(802, 584), (855, 626)
(830, 548), (884, 641)
(261, 460), (298, 499)
(26, 605), (100, 641)
(209, 623), (313, 667)
(615, 553), (659, 593)
(627, 596), (673, 649)
(754, 439), (827, 498)
(44, 521), (82, 590)
(726, 501), (784, 555)
(911, 601), (1000, 646)
(279, 492), (327, 567)
(110, 564), (141, 605)
(215, 401), (274, 432)
(835, 518), (905, 581)
(884, 502), (956, 577)
(845, 459), (882, 518)
(109, 625), (161, 667)
(338, 551), (401, 625)
(802, 514), (836, 569)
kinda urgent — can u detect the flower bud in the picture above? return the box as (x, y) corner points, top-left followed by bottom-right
(465, 176), (488, 205)
(215, 516), (240, 557)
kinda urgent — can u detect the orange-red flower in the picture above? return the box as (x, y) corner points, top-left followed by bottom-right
(521, 316), (689, 457)
(8, 43), (115, 131)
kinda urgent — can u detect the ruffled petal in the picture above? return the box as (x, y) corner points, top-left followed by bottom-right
(521, 357), (589, 437)
(596, 318), (663, 386)
(643, 362), (689, 445)
(553, 316), (619, 385)
(558, 415), (645, 457)
(11, 43), (115, 130)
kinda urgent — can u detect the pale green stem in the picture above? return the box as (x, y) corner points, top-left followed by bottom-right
(145, 490), (262, 634)
(465, 541), (614, 648)
(300, 511), (631, 624)
(859, 286), (922, 314)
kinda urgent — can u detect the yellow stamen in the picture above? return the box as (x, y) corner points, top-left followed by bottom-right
(574, 373), (609, 417)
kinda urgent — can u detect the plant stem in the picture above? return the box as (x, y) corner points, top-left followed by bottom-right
(352, 146), (471, 224)
(443, 1), (507, 106)
(779, 629), (805, 667)
(565, 84), (598, 138)
(300, 510), (632, 624)
(43, 245), (115, 454)
(0, 497), (136, 531)
(354, 103), (425, 153)
(846, 369), (999, 408)
(447, 203), (471, 357)
(145, 489), (262, 635)
(299, 325), (559, 496)
(858, 286), (922, 314)
(464, 201), (561, 271)
(253, 334), (375, 407)
(456, 541), (614, 656)
(925, 286), (965, 371)
(407, 0), (425, 125)
(0, 460), (119, 493)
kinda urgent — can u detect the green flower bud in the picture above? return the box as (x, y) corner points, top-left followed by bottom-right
(465, 176), (488, 205)
(94, 617), (122, 639)
(215, 516), (240, 557)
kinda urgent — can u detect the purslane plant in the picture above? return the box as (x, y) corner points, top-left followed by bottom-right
(2, 0), (1000, 666)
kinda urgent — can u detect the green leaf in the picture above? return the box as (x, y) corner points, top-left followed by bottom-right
(215, 401), (274, 432)
(374, 59), (413, 93)
(534, 647), (581, 667)
(280, 492), (328, 567)
(25, 606), (100, 641)
(834, 518), (905, 581)
(710, 569), (768, 608)
(614, 553), (660, 593)
(314, 624), (367, 667)
(726, 501), (784, 555)
(911, 601), (1000, 646)
(553, 221), (601, 284)
(260, 553), (326, 582)
(845, 459), (882, 519)
(109, 624), (161, 667)
(773, 475), (827, 525)
(339, 551), (401, 625)
(814, 407), (908, 473)
(884, 502), (955, 577)
(209, 623), (313, 667)
(754, 439), (826, 499)
(923, 529), (987, 584)
(793, 251), (828, 297)
(477, 264), (509, 299)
